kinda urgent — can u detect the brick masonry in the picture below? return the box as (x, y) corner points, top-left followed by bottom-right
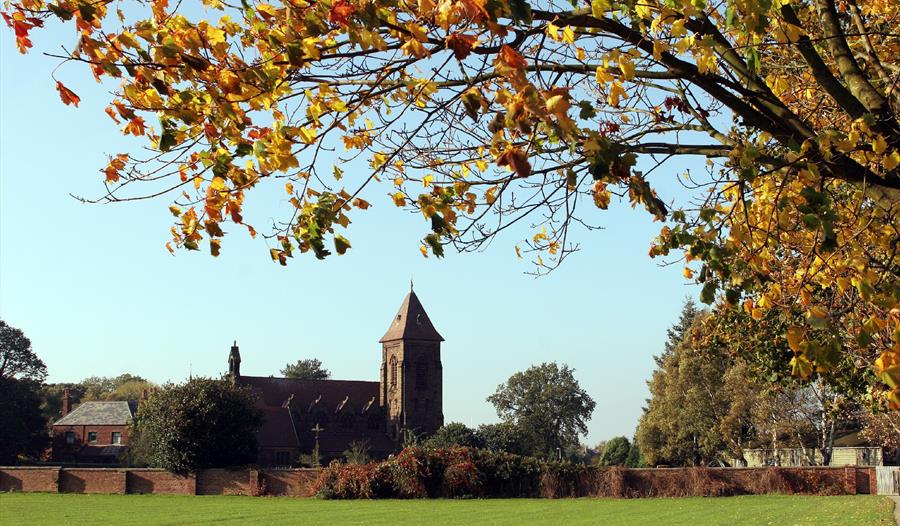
(0, 466), (878, 497)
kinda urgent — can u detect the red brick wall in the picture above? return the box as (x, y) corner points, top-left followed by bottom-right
(261, 469), (320, 497)
(195, 469), (252, 495)
(126, 470), (196, 495)
(0, 466), (878, 497)
(0, 467), (60, 492)
(59, 469), (126, 494)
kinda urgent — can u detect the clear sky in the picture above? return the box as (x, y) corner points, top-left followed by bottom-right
(0, 19), (699, 445)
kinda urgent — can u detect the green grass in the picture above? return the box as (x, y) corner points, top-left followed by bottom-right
(0, 493), (894, 526)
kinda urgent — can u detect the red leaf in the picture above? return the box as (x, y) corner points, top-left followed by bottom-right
(55, 81), (81, 107)
(497, 148), (531, 178)
(328, 0), (355, 26)
(446, 33), (476, 61)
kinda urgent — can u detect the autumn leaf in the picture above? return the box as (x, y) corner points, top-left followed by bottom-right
(496, 148), (531, 178)
(55, 81), (80, 107)
(446, 33), (476, 60)
(497, 45), (527, 69)
(328, 0), (355, 26)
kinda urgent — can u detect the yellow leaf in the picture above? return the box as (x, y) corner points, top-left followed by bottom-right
(786, 326), (804, 352)
(392, 192), (406, 207)
(285, 182), (294, 195)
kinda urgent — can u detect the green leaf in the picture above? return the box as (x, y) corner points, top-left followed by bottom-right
(700, 281), (717, 304)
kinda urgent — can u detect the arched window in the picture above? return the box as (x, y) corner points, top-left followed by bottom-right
(390, 356), (398, 386)
(415, 355), (428, 389)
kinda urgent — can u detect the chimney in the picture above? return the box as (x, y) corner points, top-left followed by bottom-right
(61, 388), (72, 416)
(140, 389), (149, 402)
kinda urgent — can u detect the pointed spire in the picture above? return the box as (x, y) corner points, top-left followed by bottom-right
(380, 288), (444, 343)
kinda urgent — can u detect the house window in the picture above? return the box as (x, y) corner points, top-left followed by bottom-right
(111, 432), (122, 445)
(87, 431), (98, 443)
(275, 451), (290, 466)
(65, 431), (75, 445)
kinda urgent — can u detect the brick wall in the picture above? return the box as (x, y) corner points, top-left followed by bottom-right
(261, 469), (320, 497)
(59, 469), (126, 494)
(0, 466), (877, 498)
(0, 467), (60, 492)
(195, 468), (253, 496)
(126, 470), (196, 495)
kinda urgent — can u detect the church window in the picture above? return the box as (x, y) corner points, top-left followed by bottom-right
(87, 431), (97, 443)
(111, 432), (122, 445)
(415, 356), (428, 389)
(390, 356), (398, 386)
(275, 451), (290, 466)
(414, 398), (419, 411)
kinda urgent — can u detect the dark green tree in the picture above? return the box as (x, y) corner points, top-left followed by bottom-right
(624, 442), (644, 468)
(657, 299), (702, 366)
(0, 377), (49, 464)
(280, 359), (330, 380)
(424, 422), (483, 449)
(476, 423), (526, 455)
(599, 436), (631, 466)
(129, 378), (262, 473)
(0, 320), (46, 382)
(487, 362), (596, 458)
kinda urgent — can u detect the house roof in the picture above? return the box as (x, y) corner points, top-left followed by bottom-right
(53, 401), (135, 426)
(379, 290), (444, 343)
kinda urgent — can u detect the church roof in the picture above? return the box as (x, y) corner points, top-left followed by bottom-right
(237, 376), (380, 414)
(53, 401), (135, 426)
(379, 290), (444, 343)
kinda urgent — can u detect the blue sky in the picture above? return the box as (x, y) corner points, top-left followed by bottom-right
(0, 19), (700, 445)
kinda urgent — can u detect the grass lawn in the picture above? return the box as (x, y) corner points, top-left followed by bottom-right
(0, 493), (894, 526)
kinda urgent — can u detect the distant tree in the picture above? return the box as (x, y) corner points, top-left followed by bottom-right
(425, 422), (483, 449)
(81, 374), (151, 401)
(476, 423), (526, 455)
(624, 442), (644, 468)
(658, 300), (702, 366)
(488, 363), (596, 458)
(861, 410), (900, 450)
(599, 436), (631, 467)
(342, 440), (371, 465)
(129, 378), (262, 473)
(39, 382), (82, 421)
(280, 359), (331, 380)
(636, 310), (755, 467)
(0, 320), (46, 382)
(0, 378), (49, 464)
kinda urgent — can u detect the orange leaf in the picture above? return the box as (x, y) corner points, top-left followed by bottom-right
(328, 0), (355, 26)
(498, 45), (527, 69)
(55, 81), (81, 107)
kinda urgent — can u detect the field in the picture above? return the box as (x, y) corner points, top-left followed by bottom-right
(0, 493), (894, 526)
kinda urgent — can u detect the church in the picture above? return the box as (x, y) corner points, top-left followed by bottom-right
(227, 287), (445, 466)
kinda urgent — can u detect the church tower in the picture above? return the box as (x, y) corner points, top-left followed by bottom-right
(379, 286), (444, 442)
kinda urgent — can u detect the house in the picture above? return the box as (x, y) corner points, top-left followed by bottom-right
(230, 286), (446, 466)
(50, 389), (136, 464)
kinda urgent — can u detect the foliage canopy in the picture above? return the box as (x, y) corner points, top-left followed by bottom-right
(0, 320), (46, 382)
(5, 0), (900, 401)
(129, 377), (262, 473)
(488, 362), (595, 457)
